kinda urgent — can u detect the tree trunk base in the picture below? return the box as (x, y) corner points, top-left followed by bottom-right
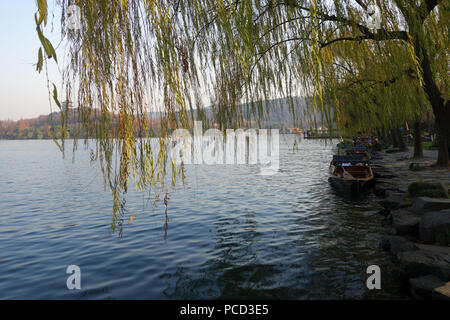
(413, 121), (423, 159)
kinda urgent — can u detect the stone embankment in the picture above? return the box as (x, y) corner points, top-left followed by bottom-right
(372, 148), (450, 300)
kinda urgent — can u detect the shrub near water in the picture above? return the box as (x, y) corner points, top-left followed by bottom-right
(436, 228), (450, 247)
(408, 182), (449, 198)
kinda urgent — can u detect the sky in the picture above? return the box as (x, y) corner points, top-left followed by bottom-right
(0, 1), (61, 121)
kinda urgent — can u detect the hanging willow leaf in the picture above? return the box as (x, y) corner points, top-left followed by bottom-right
(49, 128), (62, 152)
(37, 0), (47, 26)
(52, 84), (61, 109)
(36, 47), (43, 73)
(53, 125), (69, 135)
(35, 14), (57, 63)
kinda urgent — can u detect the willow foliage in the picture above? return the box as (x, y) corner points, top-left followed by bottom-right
(34, 0), (449, 227)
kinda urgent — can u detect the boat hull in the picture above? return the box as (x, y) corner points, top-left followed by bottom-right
(328, 175), (371, 191)
(328, 163), (374, 192)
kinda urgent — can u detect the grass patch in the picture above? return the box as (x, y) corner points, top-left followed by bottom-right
(423, 141), (438, 149)
(436, 228), (450, 247)
(415, 189), (449, 198)
(407, 141), (437, 149)
(408, 181), (449, 198)
(409, 163), (427, 171)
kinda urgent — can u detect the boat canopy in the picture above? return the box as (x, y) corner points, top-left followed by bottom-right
(332, 155), (370, 165)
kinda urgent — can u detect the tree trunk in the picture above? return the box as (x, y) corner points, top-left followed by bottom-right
(435, 108), (450, 167)
(413, 120), (423, 159)
(414, 41), (450, 166)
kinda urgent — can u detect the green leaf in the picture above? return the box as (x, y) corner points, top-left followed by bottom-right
(49, 128), (62, 152)
(35, 14), (57, 63)
(52, 84), (62, 109)
(37, 0), (47, 26)
(36, 47), (43, 73)
(53, 125), (69, 134)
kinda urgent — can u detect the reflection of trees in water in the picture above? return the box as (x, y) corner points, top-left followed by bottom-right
(113, 189), (171, 240)
(115, 198), (128, 239)
(159, 208), (286, 299)
(206, 208), (305, 299)
(209, 209), (263, 297)
(293, 187), (408, 299)
(159, 208), (319, 299)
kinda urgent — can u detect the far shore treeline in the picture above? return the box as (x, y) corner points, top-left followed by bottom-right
(0, 109), (163, 140)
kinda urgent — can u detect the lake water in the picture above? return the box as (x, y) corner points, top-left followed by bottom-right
(0, 137), (408, 299)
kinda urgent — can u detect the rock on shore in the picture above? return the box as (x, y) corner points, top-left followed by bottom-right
(372, 148), (450, 300)
(410, 197), (450, 214)
(391, 210), (421, 236)
(397, 245), (450, 281)
(420, 209), (450, 244)
(409, 275), (450, 300)
(380, 235), (418, 254)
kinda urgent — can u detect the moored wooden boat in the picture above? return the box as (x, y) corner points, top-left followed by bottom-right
(357, 137), (373, 148)
(328, 155), (374, 191)
(345, 146), (371, 160)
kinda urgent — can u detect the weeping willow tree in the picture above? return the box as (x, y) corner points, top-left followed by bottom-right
(34, 0), (449, 227)
(321, 33), (434, 143)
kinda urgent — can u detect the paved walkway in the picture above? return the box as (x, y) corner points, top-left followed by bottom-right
(373, 148), (450, 193)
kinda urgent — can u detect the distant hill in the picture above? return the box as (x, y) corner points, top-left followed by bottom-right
(148, 96), (312, 127)
(0, 96), (317, 139)
(206, 96), (325, 128)
(212, 96), (308, 124)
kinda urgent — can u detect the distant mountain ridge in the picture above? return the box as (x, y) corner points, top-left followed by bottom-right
(147, 96), (309, 123)
(0, 96), (313, 139)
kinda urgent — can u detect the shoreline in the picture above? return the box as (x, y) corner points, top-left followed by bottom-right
(370, 147), (450, 299)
